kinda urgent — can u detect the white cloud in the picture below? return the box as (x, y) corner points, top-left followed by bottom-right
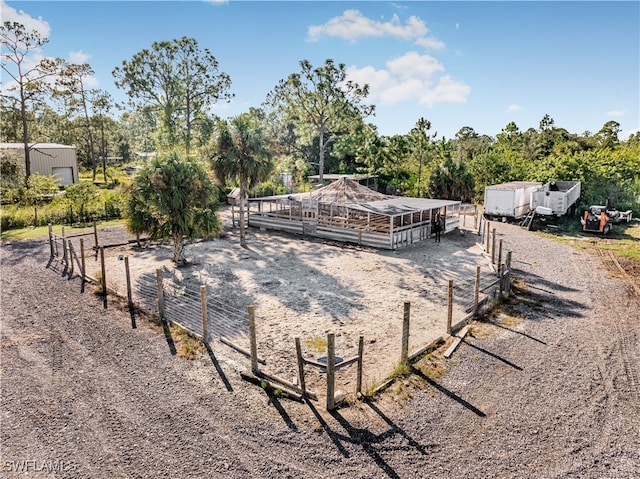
(387, 51), (444, 79)
(346, 52), (469, 108)
(0, 0), (51, 38)
(69, 50), (90, 64)
(507, 104), (523, 112)
(308, 10), (443, 50)
(203, 0), (228, 4)
(606, 110), (624, 117)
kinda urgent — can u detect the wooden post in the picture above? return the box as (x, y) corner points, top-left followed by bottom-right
(485, 221), (490, 252)
(447, 279), (453, 335)
(156, 268), (165, 322)
(356, 335), (364, 395)
(61, 226), (68, 266)
(474, 266), (481, 317)
(93, 220), (99, 249)
(80, 239), (86, 292)
(200, 285), (208, 343)
(67, 240), (74, 276)
(48, 223), (54, 257)
(401, 301), (410, 364)
(463, 210), (466, 227)
(100, 246), (107, 308)
(326, 333), (336, 411)
(491, 227), (497, 264)
(506, 251), (512, 295)
(248, 305), (258, 373)
(124, 256), (133, 309)
(498, 239), (503, 269)
(295, 337), (307, 397)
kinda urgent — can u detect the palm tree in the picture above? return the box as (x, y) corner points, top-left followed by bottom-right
(206, 112), (274, 246)
(124, 152), (221, 263)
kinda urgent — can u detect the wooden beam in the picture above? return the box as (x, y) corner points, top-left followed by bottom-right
(444, 326), (469, 359)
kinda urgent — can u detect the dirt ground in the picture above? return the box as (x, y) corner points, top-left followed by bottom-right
(2, 214), (639, 478)
(85, 206), (492, 394)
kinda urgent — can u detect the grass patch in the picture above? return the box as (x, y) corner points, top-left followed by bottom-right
(170, 324), (205, 360)
(1, 218), (125, 241)
(304, 336), (327, 353)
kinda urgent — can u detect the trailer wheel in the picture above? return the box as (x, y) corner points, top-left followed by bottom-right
(603, 224), (611, 235)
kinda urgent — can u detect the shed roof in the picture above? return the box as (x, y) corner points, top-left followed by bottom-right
(350, 197), (460, 217)
(0, 142), (75, 149)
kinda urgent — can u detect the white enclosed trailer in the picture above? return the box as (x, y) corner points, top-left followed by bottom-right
(531, 181), (581, 216)
(483, 182), (542, 219)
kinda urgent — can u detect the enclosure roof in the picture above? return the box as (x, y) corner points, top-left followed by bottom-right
(349, 197), (461, 217)
(0, 142), (75, 149)
(251, 177), (460, 217)
(307, 174), (375, 181)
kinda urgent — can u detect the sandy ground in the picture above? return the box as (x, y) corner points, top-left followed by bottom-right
(71, 206), (492, 393)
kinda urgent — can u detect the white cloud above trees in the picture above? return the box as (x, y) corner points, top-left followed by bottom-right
(310, 10), (468, 108)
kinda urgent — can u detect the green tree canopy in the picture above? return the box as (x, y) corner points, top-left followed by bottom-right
(124, 153), (221, 263)
(266, 59), (374, 185)
(113, 37), (233, 155)
(205, 111), (274, 246)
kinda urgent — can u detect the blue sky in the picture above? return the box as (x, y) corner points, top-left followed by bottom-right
(2, 1), (639, 140)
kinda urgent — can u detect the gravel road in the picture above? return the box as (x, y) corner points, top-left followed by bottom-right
(1, 222), (639, 478)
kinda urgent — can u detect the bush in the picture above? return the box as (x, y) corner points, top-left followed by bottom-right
(252, 181), (287, 198)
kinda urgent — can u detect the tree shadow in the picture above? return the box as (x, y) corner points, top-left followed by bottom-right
(461, 339), (523, 371)
(410, 366), (486, 417)
(303, 397), (435, 478)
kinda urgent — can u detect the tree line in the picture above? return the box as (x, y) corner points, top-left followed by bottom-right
(2, 23), (639, 256)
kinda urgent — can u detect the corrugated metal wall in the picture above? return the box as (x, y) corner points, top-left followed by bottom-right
(0, 144), (78, 185)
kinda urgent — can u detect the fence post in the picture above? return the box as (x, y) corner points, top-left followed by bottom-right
(100, 246), (107, 308)
(326, 332), (336, 411)
(124, 256), (133, 308)
(248, 305), (258, 373)
(356, 335), (364, 396)
(447, 280), (453, 335)
(491, 228), (497, 264)
(498, 239), (503, 269)
(156, 268), (165, 322)
(93, 220), (99, 249)
(506, 251), (512, 295)
(48, 223), (54, 257)
(200, 285), (208, 343)
(485, 221), (490, 252)
(474, 266), (481, 317)
(400, 301), (410, 364)
(67, 240), (75, 277)
(295, 337), (307, 397)
(61, 226), (68, 266)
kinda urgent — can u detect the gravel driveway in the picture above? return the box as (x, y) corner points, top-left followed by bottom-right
(1, 222), (639, 478)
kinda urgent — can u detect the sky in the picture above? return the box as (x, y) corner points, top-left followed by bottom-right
(2, 1), (639, 141)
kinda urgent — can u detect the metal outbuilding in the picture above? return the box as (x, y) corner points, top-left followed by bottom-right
(0, 143), (79, 186)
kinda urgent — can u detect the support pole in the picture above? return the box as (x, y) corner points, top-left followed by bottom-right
(498, 239), (503, 269)
(485, 221), (490, 252)
(447, 279), (453, 335)
(474, 266), (481, 317)
(200, 285), (208, 343)
(80, 238), (86, 292)
(491, 227), (497, 264)
(295, 337), (307, 397)
(67, 240), (74, 277)
(93, 220), (99, 249)
(506, 251), (513, 295)
(125, 256), (135, 328)
(100, 246), (107, 309)
(248, 305), (258, 373)
(326, 333), (336, 411)
(156, 268), (165, 322)
(62, 226), (68, 266)
(401, 301), (410, 364)
(356, 335), (364, 395)
(48, 223), (54, 257)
